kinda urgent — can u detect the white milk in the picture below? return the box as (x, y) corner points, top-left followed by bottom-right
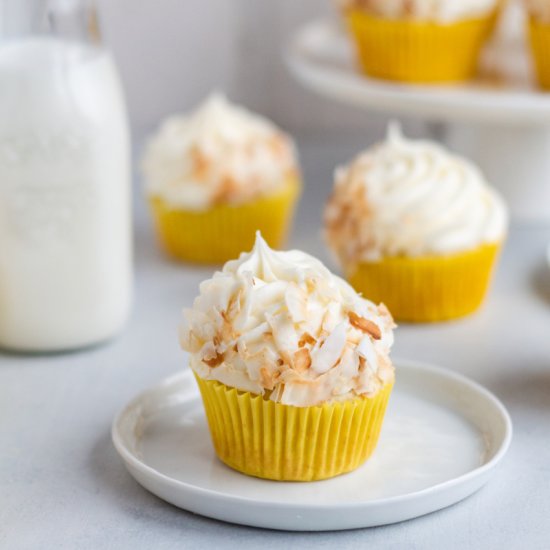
(0, 38), (132, 351)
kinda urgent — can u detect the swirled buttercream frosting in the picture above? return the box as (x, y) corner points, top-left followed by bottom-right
(143, 94), (298, 210)
(180, 233), (395, 407)
(339, 0), (498, 22)
(325, 124), (508, 264)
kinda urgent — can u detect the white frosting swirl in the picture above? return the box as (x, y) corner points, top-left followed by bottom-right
(180, 233), (395, 407)
(524, 0), (550, 22)
(325, 124), (508, 264)
(340, 0), (498, 22)
(143, 94), (298, 210)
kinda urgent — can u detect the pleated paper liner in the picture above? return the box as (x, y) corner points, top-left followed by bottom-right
(346, 243), (502, 323)
(150, 176), (300, 264)
(345, 11), (495, 83)
(528, 17), (550, 91)
(195, 374), (394, 482)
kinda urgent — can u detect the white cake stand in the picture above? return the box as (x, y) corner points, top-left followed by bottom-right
(286, 15), (550, 222)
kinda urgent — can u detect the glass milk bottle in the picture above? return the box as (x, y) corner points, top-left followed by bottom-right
(0, 0), (132, 351)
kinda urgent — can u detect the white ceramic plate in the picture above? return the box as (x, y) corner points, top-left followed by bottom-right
(286, 19), (550, 125)
(112, 361), (512, 532)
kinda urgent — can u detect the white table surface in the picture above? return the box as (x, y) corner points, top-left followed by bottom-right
(2, 137), (550, 549)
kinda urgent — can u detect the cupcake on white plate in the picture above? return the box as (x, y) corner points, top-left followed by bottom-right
(181, 232), (396, 481)
(143, 94), (301, 264)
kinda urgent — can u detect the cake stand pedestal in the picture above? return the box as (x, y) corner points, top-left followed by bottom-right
(287, 19), (550, 223)
(446, 125), (550, 221)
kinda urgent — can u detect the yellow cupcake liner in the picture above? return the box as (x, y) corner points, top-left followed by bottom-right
(346, 11), (494, 83)
(194, 374), (393, 482)
(150, 177), (300, 264)
(528, 17), (550, 90)
(346, 243), (501, 323)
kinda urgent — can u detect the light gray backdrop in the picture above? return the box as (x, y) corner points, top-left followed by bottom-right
(97, 0), (405, 139)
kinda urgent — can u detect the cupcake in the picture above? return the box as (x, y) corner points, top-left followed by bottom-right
(143, 94), (301, 264)
(524, 0), (550, 89)
(325, 124), (508, 323)
(340, 0), (500, 83)
(180, 232), (395, 481)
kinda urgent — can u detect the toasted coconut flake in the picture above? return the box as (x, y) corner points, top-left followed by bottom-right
(180, 326), (202, 353)
(285, 283), (308, 323)
(239, 321), (270, 348)
(305, 277), (317, 293)
(190, 145), (210, 179)
(260, 366), (276, 390)
(346, 329), (362, 345)
(266, 312), (299, 356)
(310, 322), (347, 374)
(357, 335), (379, 371)
(213, 175), (241, 203)
(226, 288), (243, 319)
(321, 301), (341, 333)
(202, 352), (224, 368)
(293, 348), (312, 373)
(348, 311), (382, 340)
(242, 346), (278, 387)
(339, 344), (359, 378)
(270, 383), (284, 402)
(298, 332), (316, 348)
(220, 310), (237, 341)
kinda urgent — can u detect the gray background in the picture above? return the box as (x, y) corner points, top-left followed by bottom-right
(98, 0), (402, 138)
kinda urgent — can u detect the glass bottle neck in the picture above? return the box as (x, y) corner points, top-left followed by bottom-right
(0, 0), (100, 45)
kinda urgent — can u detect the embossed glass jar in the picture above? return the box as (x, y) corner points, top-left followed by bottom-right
(0, 0), (132, 351)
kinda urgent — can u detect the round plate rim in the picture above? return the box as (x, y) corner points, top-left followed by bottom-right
(112, 359), (513, 513)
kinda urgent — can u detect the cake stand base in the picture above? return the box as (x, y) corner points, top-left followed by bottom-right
(446, 125), (550, 223)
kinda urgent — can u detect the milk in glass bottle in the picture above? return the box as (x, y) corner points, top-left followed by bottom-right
(0, 0), (132, 351)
